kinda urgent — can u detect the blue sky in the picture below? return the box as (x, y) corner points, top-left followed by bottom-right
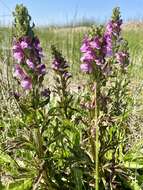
(0, 0), (143, 25)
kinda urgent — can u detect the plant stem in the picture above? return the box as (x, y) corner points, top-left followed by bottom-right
(94, 81), (99, 190)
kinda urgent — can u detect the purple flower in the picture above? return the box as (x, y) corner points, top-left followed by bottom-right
(21, 76), (32, 90)
(106, 21), (113, 35)
(63, 72), (72, 79)
(103, 41), (112, 56)
(80, 36), (91, 53)
(106, 47), (112, 56)
(105, 19), (122, 37)
(14, 64), (26, 79)
(13, 51), (24, 63)
(41, 88), (50, 97)
(34, 37), (40, 48)
(80, 51), (94, 63)
(104, 32), (113, 56)
(37, 64), (46, 75)
(52, 60), (60, 70)
(90, 37), (101, 49)
(20, 41), (28, 49)
(115, 52), (128, 65)
(95, 58), (103, 66)
(12, 44), (21, 50)
(80, 34), (107, 73)
(26, 59), (35, 69)
(80, 63), (93, 73)
(80, 43), (90, 53)
(104, 33), (112, 45)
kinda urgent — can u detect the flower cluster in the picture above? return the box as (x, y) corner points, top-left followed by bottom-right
(80, 34), (107, 74)
(115, 51), (129, 66)
(104, 18), (122, 57)
(51, 45), (71, 79)
(80, 8), (129, 75)
(13, 36), (46, 90)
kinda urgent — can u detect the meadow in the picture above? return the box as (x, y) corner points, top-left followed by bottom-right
(1, 4), (143, 190)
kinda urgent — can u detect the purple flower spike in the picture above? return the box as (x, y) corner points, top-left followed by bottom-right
(21, 76), (32, 90)
(80, 63), (93, 73)
(12, 35), (45, 91)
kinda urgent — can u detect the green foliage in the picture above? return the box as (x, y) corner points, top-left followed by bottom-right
(6, 179), (32, 190)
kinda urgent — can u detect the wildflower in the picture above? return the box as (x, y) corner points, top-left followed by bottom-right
(105, 20), (122, 37)
(13, 51), (24, 63)
(20, 41), (28, 49)
(80, 51), (95, 63)
(21, 76), (32, 90)
(26, 59), (35, 69)
(37, 64), (46, 75)
(14, 64), (26, 79)
(90, 37), (101, 49)
(52, 60), (61, 70)
(103, 33), (113, 56)
(80, 36), (91, 52)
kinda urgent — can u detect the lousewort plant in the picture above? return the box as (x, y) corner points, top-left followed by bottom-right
(12, 5), (46, 95)
(5, 4), (54, 189)
(80, 7), (130, 190)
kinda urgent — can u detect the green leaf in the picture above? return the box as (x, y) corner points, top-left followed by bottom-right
(6, 179), (32, 190)
(72, 168), (83, 190)
(124, 161), (143, 169)
(130, 180), (141, 190)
